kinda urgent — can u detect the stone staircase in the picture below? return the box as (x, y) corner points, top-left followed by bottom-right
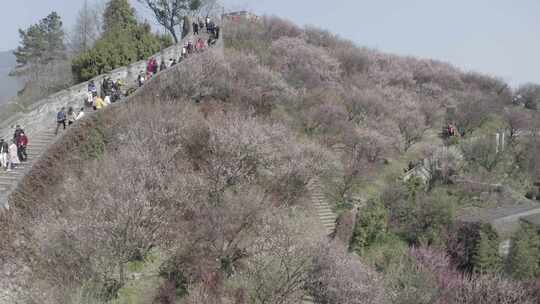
(302, 177), (337, 303)
(0, 128), (56, 209)
(307, 177), (337, 236)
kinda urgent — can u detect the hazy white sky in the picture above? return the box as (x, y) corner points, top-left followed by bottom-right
(1, 0), (539, 87)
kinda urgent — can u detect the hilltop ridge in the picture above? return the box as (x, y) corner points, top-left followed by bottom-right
(1, 15), (540, 304)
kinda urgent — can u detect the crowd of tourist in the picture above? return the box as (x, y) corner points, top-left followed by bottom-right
(0, 125), (28, 172)
(31, 18), (218, 169)
(138, 18), (220, 88)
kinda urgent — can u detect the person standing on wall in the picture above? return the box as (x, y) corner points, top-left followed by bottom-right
(138, 71), (146, 87)
(193, 21), (199, 35)
(196, 38), (205, 52)
(7, 139), (20, 172)
(199, 18), (204, 32)
(13, 125), (23, 142)
(94, 95), (106, 110)
(55, 107), (67, 135)
(215, 25), (220, 40)
(16, 132), (28, 162)
(88, 80), (97, 96)
(0, 138), (8, 170)
(67, 107), (77, 126)
(76, 108), (85, 120)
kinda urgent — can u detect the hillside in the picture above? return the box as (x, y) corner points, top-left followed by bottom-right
(0, 50), (22, 105)
(1, 16), (540, 304)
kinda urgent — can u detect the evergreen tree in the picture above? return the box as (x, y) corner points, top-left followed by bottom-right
(103, 0), (137, 34)
(14, 24), (46, 66)
(14, 12), (66, 67)
(72, 0), (172, 81)
(352, 200), (389, 254)
(472, 230), (502, 274)
(40, 12), (66, 63)
(507, 222), (540, 279)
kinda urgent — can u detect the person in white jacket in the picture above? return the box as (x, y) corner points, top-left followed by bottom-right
(0, 138), (8, 169)
(76, 108), (85, 120)
(7, 139), (20, 171)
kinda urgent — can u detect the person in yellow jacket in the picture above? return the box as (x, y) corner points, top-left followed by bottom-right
(94, 96), (106, 110)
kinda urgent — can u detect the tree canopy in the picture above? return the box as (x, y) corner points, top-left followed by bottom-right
(137, 0), (202, 42)
(103, 0), (137, 33)
(14, 11), (66, 67)
(72, 0), (172, 81)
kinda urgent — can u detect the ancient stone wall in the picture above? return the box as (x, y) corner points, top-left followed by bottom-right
(0, 35), (192, 140)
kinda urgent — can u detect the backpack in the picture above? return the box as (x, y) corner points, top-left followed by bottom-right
(57, 111), (65, 122)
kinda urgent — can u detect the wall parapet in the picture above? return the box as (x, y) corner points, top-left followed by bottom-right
(0, 34), (194, 139)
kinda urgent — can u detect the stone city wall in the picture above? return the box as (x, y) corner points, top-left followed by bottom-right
(0, 35), (192, 140)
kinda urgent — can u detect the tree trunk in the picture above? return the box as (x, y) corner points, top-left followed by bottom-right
(182, 15), (192, 39)
(169, 26), (178, 43)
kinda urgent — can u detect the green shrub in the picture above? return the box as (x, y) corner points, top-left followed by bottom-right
(507, 222), (540, 279)
(158, 259), (188, 298)
(351, 199), (390, 254)
(72, 24), (171, 81)
(80, 122), (107, 160)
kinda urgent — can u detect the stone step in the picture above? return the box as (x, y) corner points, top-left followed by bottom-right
(32, 133), (55, 138)
(0, 178), (21, 184)
(0, 171), (21, 177)
(321, 221), (336, 227)
(30, 138), (54, 143)
(28, 145), (50, 150)
(1, 171), (26, 177)
(0, 186), (11, 192)
(29, 137), (53, 141)
(318, 211), (335, 217)
(28, 145), (49, 150)
(315, 206), (332, 210)
(27, 153), (44, 158)
(322, 217), (336, 223)
(0, 179), (20, 185)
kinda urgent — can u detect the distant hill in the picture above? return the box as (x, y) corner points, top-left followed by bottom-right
(0, 50), (23, 105)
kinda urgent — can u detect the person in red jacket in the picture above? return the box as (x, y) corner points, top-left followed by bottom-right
(17, 132), (28, 162)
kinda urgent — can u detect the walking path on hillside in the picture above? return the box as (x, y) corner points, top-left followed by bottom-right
(302, 177), (337, 303)
(308, 177), (337, 235)
(0, 129), (56, 209)
(0, 31), (221, 211)
(0, 27), (223, 302)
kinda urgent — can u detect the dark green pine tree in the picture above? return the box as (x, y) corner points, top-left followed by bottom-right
(13, 24), (46, 66)
(472, 230), (502, 274)
(40, 12), (66, 63)
(72, 0), (172, 81)
(507, 222), (540, 279)
(102, 0), (138, 34)
(14, 12), (66, 67)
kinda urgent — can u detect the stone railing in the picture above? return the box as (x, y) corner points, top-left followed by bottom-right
(0, 34), (196, 140)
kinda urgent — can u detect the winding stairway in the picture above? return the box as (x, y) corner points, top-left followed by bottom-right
(0, 128), (56, 209)
(303, 177), (337, 303)
(308, 178), (337, 236)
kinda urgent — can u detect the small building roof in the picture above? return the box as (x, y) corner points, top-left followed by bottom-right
(459, 200), (540, 237)
(521, 212), (540, 231)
